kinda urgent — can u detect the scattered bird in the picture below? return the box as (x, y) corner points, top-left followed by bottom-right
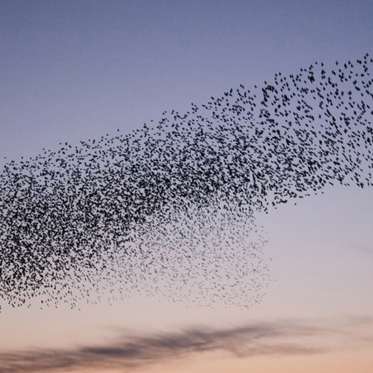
(0, 53), (372, 310)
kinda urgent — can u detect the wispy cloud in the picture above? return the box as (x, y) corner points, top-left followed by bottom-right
(350, 242), (373, 256)
(0, 317), (372, 372)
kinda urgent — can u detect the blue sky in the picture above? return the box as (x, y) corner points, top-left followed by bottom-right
(1, 0), (373, 160)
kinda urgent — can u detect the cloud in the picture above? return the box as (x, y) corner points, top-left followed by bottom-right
(0, 317), (372, 372)
(350, 242), (373, 256)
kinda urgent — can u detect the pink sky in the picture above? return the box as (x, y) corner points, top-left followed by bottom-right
(1, 187), (372, 372)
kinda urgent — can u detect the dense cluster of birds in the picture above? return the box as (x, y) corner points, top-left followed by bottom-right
(0, 53), (372, 310)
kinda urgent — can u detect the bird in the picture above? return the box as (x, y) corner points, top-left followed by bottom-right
(0, 53), (372, 310)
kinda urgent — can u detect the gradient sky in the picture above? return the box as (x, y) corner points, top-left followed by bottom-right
(0, 1), (373, 372)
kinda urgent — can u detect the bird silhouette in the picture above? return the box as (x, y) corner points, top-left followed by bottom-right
(0, 53), (372, 310)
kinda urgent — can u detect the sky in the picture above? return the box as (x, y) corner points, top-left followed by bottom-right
(0, 1), (373, 372)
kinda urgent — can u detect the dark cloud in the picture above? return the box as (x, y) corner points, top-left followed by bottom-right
(1, 317), (372, 372)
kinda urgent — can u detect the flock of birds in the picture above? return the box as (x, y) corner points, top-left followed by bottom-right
(0, 53), (372, 310)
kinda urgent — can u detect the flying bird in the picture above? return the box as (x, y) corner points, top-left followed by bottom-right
(0, 53), (372, 310)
